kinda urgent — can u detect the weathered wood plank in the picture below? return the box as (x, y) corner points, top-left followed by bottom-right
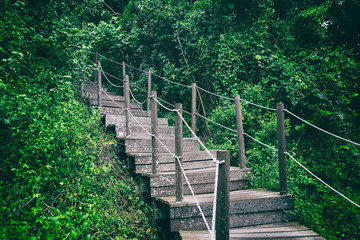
(151, 181), (247, 197)
(106, 114), (168, 127)
(180, 222), (324, 240)
(133, 150), (218, 165)
(136, 160), (215, 173)
(168, 194), (294, 218)
(170, 210), (296, 231)
(157, 189), (293, 207)
(100, 108), (149, 117)
(90, 99), (142, 109)
(150, 167), (248, 187)
(126, 137), (200, 153)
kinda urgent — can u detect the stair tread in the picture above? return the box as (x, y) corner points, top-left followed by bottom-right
(156, 189), (292, 207)
(180, 222), (324, 240)
(128, 150), (217, 158)
(143, 166), (250, 177)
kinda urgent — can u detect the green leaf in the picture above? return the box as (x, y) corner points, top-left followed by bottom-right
(299, 51), (307, 57)
(102, 164), (112, 174)
(319, 110), (335, 116)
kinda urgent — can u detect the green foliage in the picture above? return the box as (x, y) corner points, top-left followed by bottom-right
(73, 0), (360, 239)
(0, 1), (155, 239)
(3, 0), (359, 238)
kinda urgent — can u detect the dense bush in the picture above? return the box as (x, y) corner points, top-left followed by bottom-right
(0, 1), (156, 239)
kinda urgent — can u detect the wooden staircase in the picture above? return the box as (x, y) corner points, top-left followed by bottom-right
(80, 80), (324, 239)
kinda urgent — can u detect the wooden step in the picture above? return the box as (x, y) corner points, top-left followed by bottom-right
(116, 126), (175, 139)
(146, 167), (249, 197)
(90, 99), (142, 109)
(155, 189), (295, 232)
(180, 222), (324, 239)
(129, 150), (218, 174)
(86, 92), (125, 101)
(81, 85), (116, 95)
(106, 114), (168, 127)
(130, 150), (218, 165)
(125, 137), (200, 153)
(135, 156), (215, 174)
(100, 107), (149, 117)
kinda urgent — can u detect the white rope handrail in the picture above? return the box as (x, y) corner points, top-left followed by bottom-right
(100, 88), (213, 238)
(129, 88), (150, 105)
(284, 109), (360, 147)
(102, 70), (124, 82)
(125, 63), (148, 74)
(240, 98), (276, 111)
(285, 152), (360, 208)
(151, 96), (223, 238)
(196, 86), (234, 101)
(101, 69), (123, 88)
(152, 72), (192, 88)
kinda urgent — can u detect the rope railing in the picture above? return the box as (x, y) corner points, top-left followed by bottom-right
(101, 69), (123, 88)
(92, 53), (278, 111)
(102, 70), (123, 82)
(151, 96), (223, 239)
(152, 72), (192, 89)
(99, 86), (214, 238)
(129, 88), (150, 105)
(285, 152), (360, 208)
(196, 86), (234, 101)
(87, 52), (360, 213)
(284, 109), (360, 147)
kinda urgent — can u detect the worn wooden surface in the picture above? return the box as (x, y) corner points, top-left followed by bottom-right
(175, 103), (183, 202)
(79, 81), (324, 239)
(125, 137), (200, 153)
(155, 189), (296, 231)
(276, 103), (288, 195)
(180, 222), (325, 239)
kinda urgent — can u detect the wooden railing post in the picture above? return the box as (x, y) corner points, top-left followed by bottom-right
(276, 103), (287, 195)
(216, 150), (230, 240)
(235, 95), (246, 169)
(147, 69), (152, 113)
(122, 61), (126, 81)
(97, 61), (102, 107)
(94, 52), (98, 83)
(151, 91), (159, 174)
(191, 83), (197, 136)
(124, 75), (131, 136)
(175, 103), (183, 203)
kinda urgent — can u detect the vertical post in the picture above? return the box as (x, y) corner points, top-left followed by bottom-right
(147, 69), (152, 113)
(235, 95), (246, 169)
(216, 150), (230, 240)
(97, 61), (102, 107)
(151, 91), (159, 174)
(122, 61), (126, 82)
(175, 103), (183, 203)
(191, 83), (197, 136)
(94, 52), (98, 83)
(124, 75), (131, 136)
(276, 103), (287, 195)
